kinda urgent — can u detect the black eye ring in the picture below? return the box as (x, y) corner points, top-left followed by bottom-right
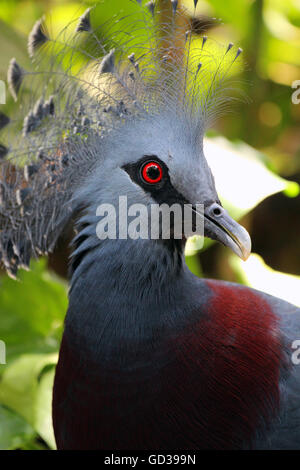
(141, 161), (163, 184)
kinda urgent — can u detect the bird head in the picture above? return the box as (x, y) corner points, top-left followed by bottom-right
(0, 2), (251, 278)
(80, 110), (251, 260)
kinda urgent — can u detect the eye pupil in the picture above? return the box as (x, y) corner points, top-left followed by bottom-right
(147, 165), (160, 180)
(142, 161), (163, 184)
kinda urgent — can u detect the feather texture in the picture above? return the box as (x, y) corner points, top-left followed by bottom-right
(0, 1), (243, 275)
(28, 18), (49, 58)
(76, 7), (93, 33)
(1, 2), (300, 450)
(7, 58), (24, 101)
(53, 243), (296, 449)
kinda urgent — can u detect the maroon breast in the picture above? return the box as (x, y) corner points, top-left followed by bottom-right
(53, 281), (287, 449)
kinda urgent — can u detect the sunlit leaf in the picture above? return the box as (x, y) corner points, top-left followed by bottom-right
(0, 353), (58, 446)
(185, 136), (299, 259)
(0, 20), (29, 80)
(204, 136), (299, 220)
(0, 405), (35, 450)
(0, 0), (44, 37)
(35, 367), (56, 449)
(185, 235), (205, 257)
(0, 259), (67, 363)
(230, 253), (300, 307)
(0, 259), (65, 449)
(182, 0), (252, 35)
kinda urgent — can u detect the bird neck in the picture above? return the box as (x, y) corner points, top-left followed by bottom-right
(66, 219), (203, 355)
(69, 202), (192, 292)
(71, 235), (186, 296)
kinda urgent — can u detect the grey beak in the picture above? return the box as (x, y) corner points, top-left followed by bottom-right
(203, 202), (251, 261)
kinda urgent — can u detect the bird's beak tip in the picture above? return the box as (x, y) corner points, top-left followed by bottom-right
(234, 224), (251, 261)
(240, 247), (251, 262)
(203, 203), (251, 262)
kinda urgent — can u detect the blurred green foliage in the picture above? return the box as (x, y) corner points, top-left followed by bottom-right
(0, 0), (299, 450)
(0, 260), (66, 449)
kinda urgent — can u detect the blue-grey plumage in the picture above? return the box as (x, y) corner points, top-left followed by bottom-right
(55, 229), (300, 449)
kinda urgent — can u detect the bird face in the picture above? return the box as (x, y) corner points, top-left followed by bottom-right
(89, 116), (251, 260)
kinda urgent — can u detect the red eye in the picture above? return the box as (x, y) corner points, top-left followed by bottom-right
(141, 161), (163, 184)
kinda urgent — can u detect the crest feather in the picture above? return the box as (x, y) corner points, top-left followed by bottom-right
(0, 113), (10, 130)
(28, 18), (49, 58)
(7, 58), (24, 101)
(0, 1), (244, 276)
(76, 8), (93, 33)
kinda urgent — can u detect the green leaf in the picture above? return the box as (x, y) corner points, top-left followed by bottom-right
(185, 235), (205, 257)
(185, 236), (204, 277)
(184, 137), (299, 259)
(229, 253), (300, 307)
(204, 136), (299, 220)
(0, 0), (44, 36)
(35, 367), (56, 449)
(0, 20), (29, 78)
(0, 259), (64, 449)
(189, 0), (252, 34)
(0, 259), (67, 363)
(185, 254), (203, 278)
(0, 353), (58, 448)
(47, 0), (154, 52)
(0, 405), (35, 450)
